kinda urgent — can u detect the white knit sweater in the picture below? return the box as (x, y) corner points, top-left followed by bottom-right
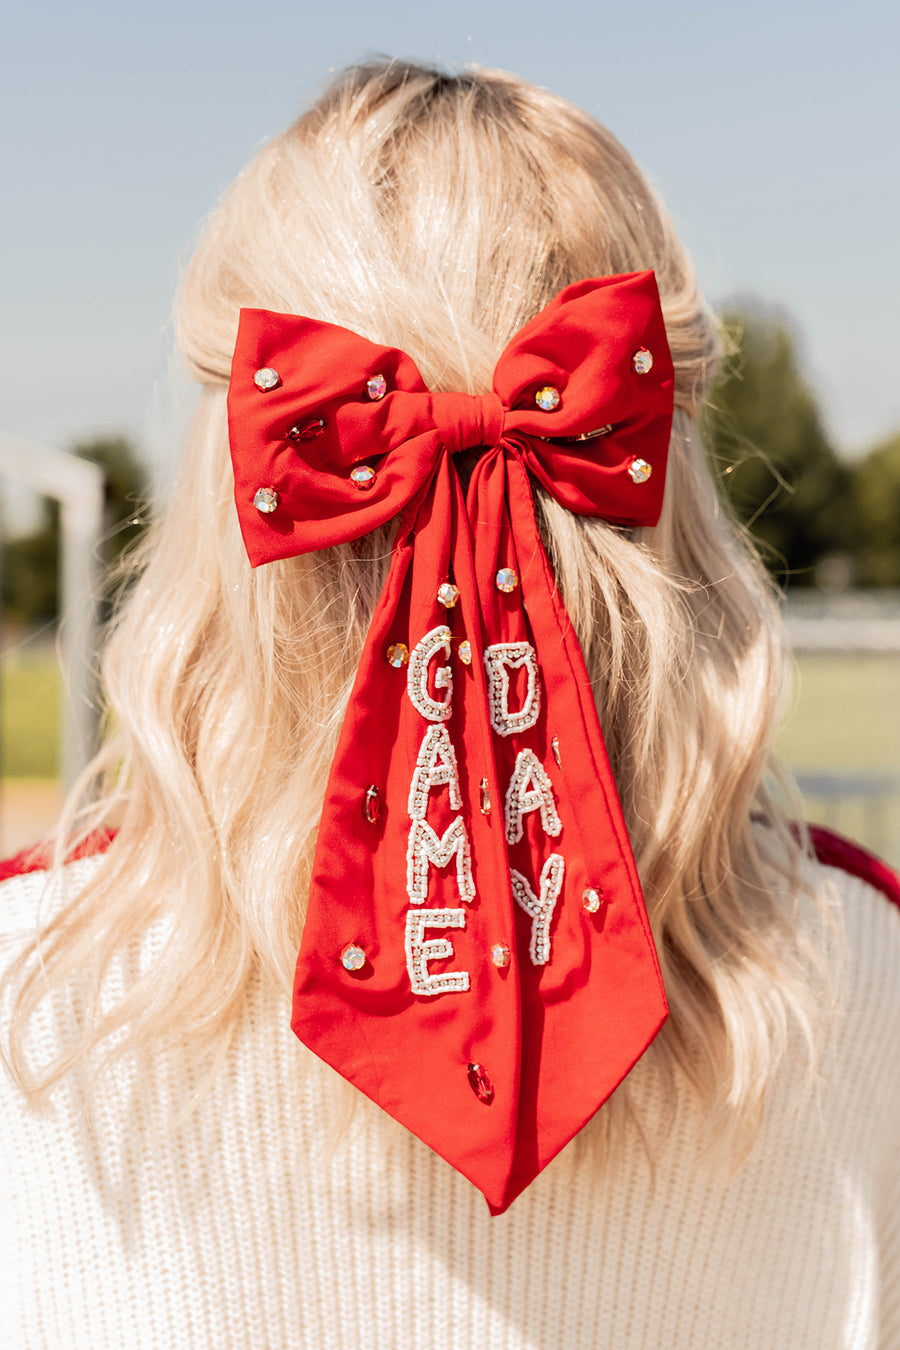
(2, 856), (899, 1350)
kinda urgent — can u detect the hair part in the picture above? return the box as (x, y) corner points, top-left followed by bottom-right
(2, 60), (830, 1162)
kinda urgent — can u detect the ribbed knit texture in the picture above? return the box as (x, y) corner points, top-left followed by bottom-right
(2, 857), (899, 1349)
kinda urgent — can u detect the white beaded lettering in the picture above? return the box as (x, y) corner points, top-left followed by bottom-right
(510, 855), (565, 965)
(483, 642), (541, 737)
(408, 725), (462, 820)
(407, 626), (454, 723)
(407, 817), (476, 905)
(504, 749), (562, 845)
(405, 908), (470, 995)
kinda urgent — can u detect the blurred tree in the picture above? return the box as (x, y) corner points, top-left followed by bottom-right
(2, 434), (148, 626)
(851, 431), (900, 586)
(702, 307), (853, 587)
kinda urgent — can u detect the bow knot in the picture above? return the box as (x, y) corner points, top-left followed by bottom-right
(429, 390), (506, 456)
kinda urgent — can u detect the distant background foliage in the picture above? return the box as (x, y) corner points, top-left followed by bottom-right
(703, 307), (900, 589)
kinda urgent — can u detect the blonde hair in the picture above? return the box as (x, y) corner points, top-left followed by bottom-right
(4, 61), (825, 1150)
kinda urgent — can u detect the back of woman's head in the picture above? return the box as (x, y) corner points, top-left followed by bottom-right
(6, 62), (824, 1150)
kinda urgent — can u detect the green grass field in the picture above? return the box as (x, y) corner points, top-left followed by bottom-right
(2, 650), (899, 861)
(1, 653), (62, 778)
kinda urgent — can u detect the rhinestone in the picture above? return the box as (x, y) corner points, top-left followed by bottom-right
(458, 640), (473, 666)
(366, 373), (387, 401)
(534, 384), (560, 411)
(490, 943), (510, 968)
(467, 1062), (494, 1105)
(350, 465), (376, 490)
(632, 348), (653, 375)
(386, 642), (409, 668)
(582, 887), (603, 914)
(287, 418), (326, 440)
(495, 567), (519, 593)
(437, 582), (459, 608)
(551, 736), (561, 766)
(341, 944), (367, 972)
(362, 785), (380, 824)
(253, 487), (279, 514)
(627, 457), (653, 484)
(253, 367), (280, 391)
(479, 778), (491, 815)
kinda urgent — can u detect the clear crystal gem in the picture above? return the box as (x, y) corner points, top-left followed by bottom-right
(551, 736), (561, 766)
(287, 418), (326, 440)
(362, 785), (380, 824)
(366, 373), (387, 401)
(458, 640), (472, 666)
(350, 465), (376, 490)
(467, 1062), (494, 1105)
(386, 642), (409, 668)
(582, 887), (603, 913)
(495, 567), (519, 593)
(253, 487), (279, 513)
(253, 367), (280, 391)
(437, 582), (459, 608)
(628, 457), (653, 484)
(534, 384), (561, 411)
(479, 777), (491, 815)
(490, 943), (510, 968)
(341, 944), (367, 972)
(632, 348), (653, 375)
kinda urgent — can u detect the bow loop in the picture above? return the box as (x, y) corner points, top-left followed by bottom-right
(428, 390), (506, 456)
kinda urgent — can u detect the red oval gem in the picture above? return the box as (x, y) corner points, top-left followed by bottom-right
(287, 418), (327, 441)
(362, 785), (380, 824)
(467, 1062), (494, 1105)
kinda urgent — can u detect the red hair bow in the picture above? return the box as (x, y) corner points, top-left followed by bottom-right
(228, 270), (672, 1213)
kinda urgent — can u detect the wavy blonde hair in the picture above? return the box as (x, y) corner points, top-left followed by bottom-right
(4, 61), (825, 1149)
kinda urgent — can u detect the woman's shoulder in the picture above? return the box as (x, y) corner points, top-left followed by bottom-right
(807, 823), (900, 911)
(0, 832), (115, 939)
(806, 825), (900, 976)
(804, 829), (900, 1113)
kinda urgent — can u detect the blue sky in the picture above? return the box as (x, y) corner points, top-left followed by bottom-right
(2, 0), (898, 489)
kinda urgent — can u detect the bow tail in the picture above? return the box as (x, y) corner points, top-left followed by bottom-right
(468, 449), (669, 1213)
(291, 455), (525, 1212)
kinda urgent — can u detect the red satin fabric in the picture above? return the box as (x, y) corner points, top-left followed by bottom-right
(227, 271), (672, 1213)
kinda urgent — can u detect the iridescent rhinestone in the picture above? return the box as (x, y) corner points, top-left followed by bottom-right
(350, 465), (376, 490)
(362, 785), (380, 824)
(479, 778), (491, 815)
(253, 487), (279, 514)
(534, 384), (561, 411)
(386, 642), (409, 668)
(458, 640), (473, 666)
(253, 367), (280, 391)
(551, 736), (561, 766)
(582, 887), (603, 914)
(632, 348), (653, 375)
(627, 457), (653, 484)
(490, 943), (510, 968)
(341, 944), (367, 972)
(437, 582), (459, 608)
(495, 567), (519, 593)
(287, 418), (326, 440)
(467, 1062), (494, 1105)
(366, 373), (387, 401)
